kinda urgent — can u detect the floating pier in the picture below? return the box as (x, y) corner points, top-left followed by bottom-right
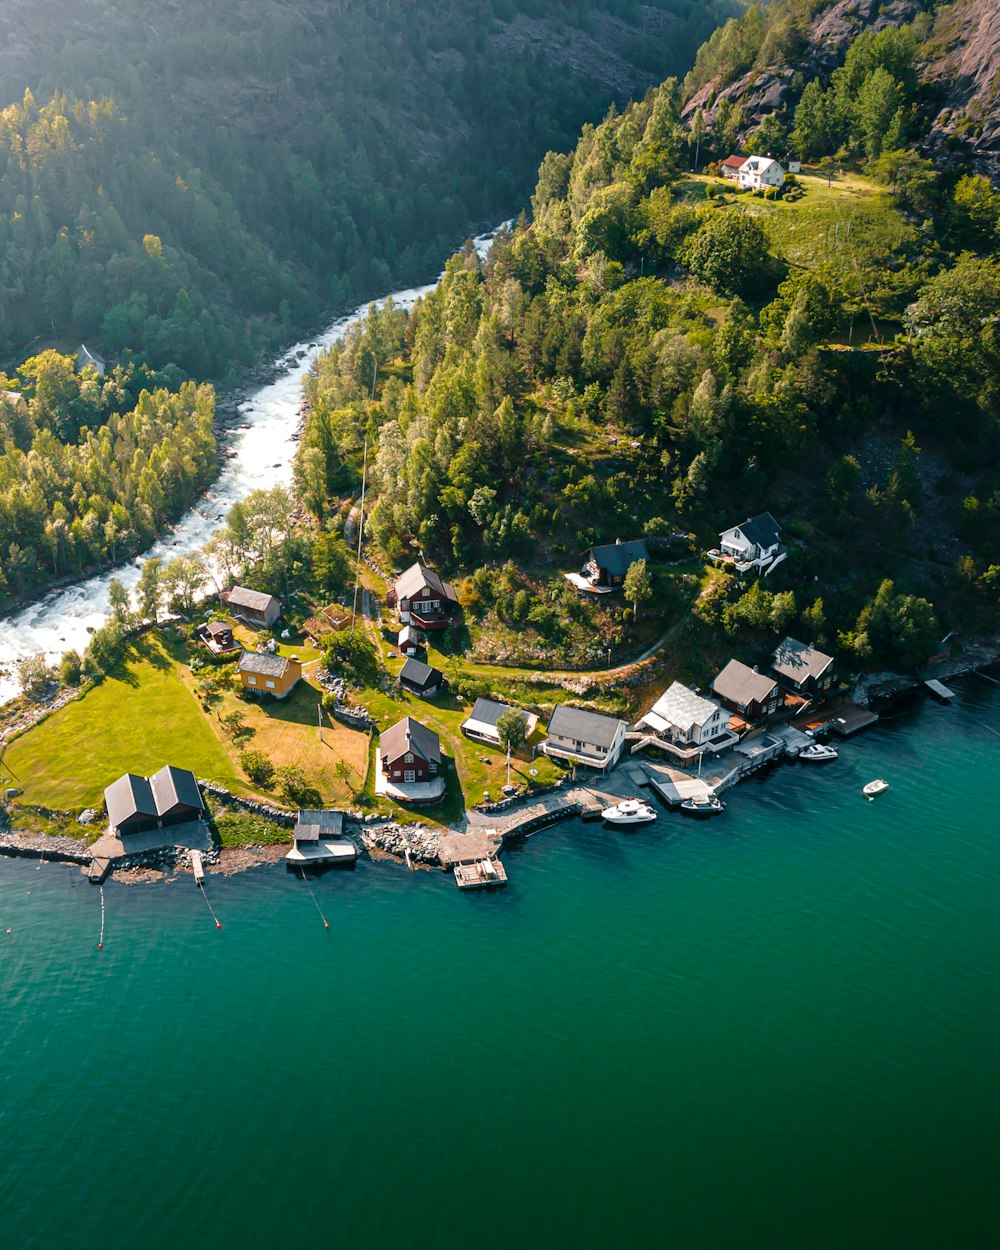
(454, 858), (508, 890)
(88, 857), (111, 884)
(827, 701), (880, 737)
(190, 850), (205, 886)
(924, 678), (956, 702)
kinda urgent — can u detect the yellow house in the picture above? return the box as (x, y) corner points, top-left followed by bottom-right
(237, 651), (302, 699)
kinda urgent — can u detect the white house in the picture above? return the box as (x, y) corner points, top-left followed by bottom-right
(716, 512), (784, 573)
(461, 698), (537, 748)
(738, 156), (785, 191)
(637, 682), (733, 759)
(542, 705), (627, 771)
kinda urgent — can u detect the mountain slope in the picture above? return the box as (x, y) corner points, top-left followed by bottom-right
(681, 0), (1000, 178)
(0, 0), (736, 376)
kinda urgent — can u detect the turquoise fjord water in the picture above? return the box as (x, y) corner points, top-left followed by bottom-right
(2, 682), (999, 1250)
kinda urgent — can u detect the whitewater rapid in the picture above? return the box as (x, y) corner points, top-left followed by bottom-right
(0, 227), (503, 703)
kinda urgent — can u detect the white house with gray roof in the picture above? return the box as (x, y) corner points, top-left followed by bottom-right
(737, 155), (785, 191)
(715, 512), (785, 573)
(542, 705), (627, 771)
(637, 682), (736, 760)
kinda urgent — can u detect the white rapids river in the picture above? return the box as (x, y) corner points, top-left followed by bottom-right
(0, 226), (504, 703)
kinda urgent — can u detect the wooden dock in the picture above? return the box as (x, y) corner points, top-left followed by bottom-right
(88, 857), (111, 883)
(190, 850), (205, 886)
(498, 799), (581, 842)
(827, 701), (880, 737)
(454, 859), (508, 890)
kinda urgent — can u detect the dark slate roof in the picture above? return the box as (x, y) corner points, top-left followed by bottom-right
(227, 585), (278, 612)
(466, 697), (519, 730)
(587, 538), (649, 579)
(712, 659), (778, 706)
(104, 772), (157, 829)
(238, 650), (293, 678)
(394, 562), (457, 605)
(294, 809), (345, 842)
(380, 716), (441, 765)
(150, 765), (203, 815)
(399, 658), (441, 688)
(724, 512), (781, 548)
(772, 637), (834, 683)
(547, 704), (626, 749)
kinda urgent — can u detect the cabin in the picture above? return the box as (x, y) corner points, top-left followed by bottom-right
(286, 809), (356, 867)
(720, 155), (746, 181)
(223, 585), (281, 627)
(737, 156), (785, 191)
(715, 512), (784, 573)
(198, 620), (240, 655)
(237, 651), (302, 698)
(542, 705), (627, 771)
(637, 682), (732, 753)
(390, 562), (459, 630)
(398, 657), (443, 698)
(712, 659), (782, 722)
(377, 717), (445, 803)
(397, 624), (424, 656)
(77, 344), (106, 377)
(461, 697), (537, 748)
(771, 637), (837, 697)
(104, 765), (203, 837)
(573, 538), (649, 592)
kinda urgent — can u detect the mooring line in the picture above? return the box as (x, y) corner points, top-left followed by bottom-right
(98, 884), (106, 950)
(299, 868), (329, 929)
(974, 718), (1000, 739)
(200, 885), (222, 930)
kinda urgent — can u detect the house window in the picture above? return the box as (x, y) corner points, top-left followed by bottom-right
(404, 770), (416, 783)
(265, 679), (275, 689)
(429, 763), (438, 774)
(247, 676), (257, 685)
(405, 753), (413, 763)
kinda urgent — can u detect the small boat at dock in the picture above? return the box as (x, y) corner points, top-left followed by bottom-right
(679, 794), (725, 816)
(863, 778), (889, 799)
(602, 798), (657, 826)
(799, 742), (838, 763)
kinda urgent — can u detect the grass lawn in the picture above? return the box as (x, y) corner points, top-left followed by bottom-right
(3, 634), (245, 811)
(355, 675), (563, 828)
(205, 677), (370, 807)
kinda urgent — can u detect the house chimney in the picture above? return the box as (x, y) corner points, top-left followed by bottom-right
(616, 537), (621, 545)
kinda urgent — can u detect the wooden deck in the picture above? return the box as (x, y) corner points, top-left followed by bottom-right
(454, 859), (508, 890)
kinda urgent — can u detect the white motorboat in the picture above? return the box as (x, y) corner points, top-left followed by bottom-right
(679, 794), (725, 815)
(800, 742), (838, 762)
(602, 798), (658, 826)
(863, 778), (889, 799)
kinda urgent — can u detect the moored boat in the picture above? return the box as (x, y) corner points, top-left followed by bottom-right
(602, 798), (658, 826)
(863, 778), (889, 799)
(799, 742), (838, 762)
(679, 794), (725, 816)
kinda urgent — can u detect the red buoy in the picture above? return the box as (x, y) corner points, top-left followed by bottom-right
(216, 922), (222, 929)
(98, 942), (103, 949)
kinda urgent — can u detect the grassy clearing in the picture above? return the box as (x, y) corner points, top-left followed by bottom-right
(3, 634), (244, 810)
(355, 675), (563, 828)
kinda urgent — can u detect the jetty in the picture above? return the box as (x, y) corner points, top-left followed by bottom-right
(454, 858), (508, 890)
(190, 850), (205, 886)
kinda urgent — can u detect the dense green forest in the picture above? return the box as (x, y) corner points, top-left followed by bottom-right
(0, 0), (733, 378)
(0, 356), (215, 600)
(297, 31), (999, 675)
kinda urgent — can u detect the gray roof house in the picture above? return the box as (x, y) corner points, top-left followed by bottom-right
(77, 344), (106, 377)
(224, 585), (281, 627)
(636, 682), (737, 761)
(461, 697), (537, 747)
(712, 659), (782, 720)
(717, 512), (784, 573)
(398, 657), (443, 697)
(578, 538), (649, 590)
(771, 637), (837, 694)
(542, 705), (627, 771)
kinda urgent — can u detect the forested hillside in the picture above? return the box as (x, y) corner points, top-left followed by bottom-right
(681, 0), (1000, 175)
(298, 37), (998, 676)
(0, 0), (733, 378)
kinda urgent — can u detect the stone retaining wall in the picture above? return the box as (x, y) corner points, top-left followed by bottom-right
(198, 780), (296, 826)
